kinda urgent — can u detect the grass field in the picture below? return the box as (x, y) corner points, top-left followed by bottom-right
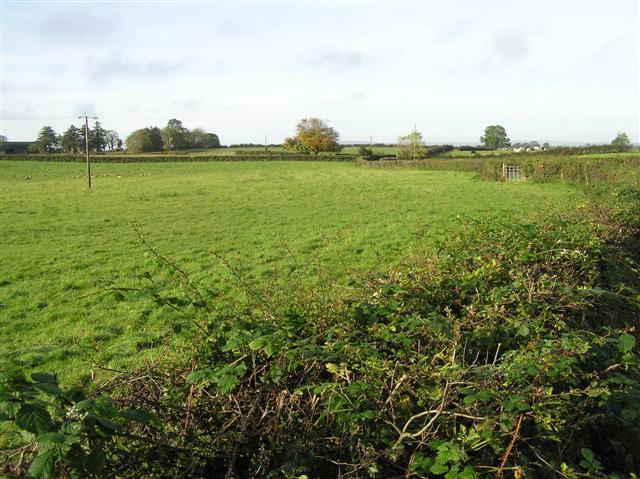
(0, 160), (584, 381)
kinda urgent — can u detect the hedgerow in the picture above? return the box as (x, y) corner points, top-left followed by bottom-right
(1, 163), (638, 478)
(358, 155), (640, 186)
(1, 154), (357, 163)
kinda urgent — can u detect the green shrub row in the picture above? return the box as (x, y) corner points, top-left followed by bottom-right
(357, 157), (486, 172)
(2, 154), (357, 163)
(481, 156), (640, 185)
(358, 155), (640, 186)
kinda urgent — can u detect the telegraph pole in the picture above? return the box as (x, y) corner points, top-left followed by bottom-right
(79, 114), (97, 189)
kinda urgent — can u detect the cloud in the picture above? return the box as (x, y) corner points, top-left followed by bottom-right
(39, 8), (116, 43)
(590, 36), (634, 62)
(489, 31), (531, 65)
(344, 90), (366, 103)
(294, 46), (369, 72)
(169, 98), (202, 112)
(73, 103), (98, 117)
(86, 54), (188, 82)
(465, 30), (532, 73)
(435, 21), (474, 41)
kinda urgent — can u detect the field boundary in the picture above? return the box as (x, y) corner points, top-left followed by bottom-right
(1, 153), (358, 163)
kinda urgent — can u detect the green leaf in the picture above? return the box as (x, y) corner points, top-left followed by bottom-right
(122, 408), (158, 425)
(29, 449), (58, 479)
(517, 324), (530, 337)
(215, 374), (239, 394)
(94, 416), (122, 432)
(504, 395), (528, 412)
(476, 390), (491, 402)
(430, 462), (449, 475)
(459, 466), (477, 479)
(581, 448), (594, 462)
(33, 382), (64, 396)
(85, 447), (105, 474)
(325, 363), (340, 374)
(31, 372), (57, 384)
(264, 341), (276, 357)
(618, 334), (636, 353)
(248, 337), (264, 351)
(15, 403), (52, 434)
(36, 432), (66, 452)
(463, 394), (477, 405)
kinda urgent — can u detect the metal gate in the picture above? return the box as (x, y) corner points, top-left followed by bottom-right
(503, 164), (524, 181)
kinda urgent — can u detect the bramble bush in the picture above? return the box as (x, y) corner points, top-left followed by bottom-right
(1, 163), (638, 478)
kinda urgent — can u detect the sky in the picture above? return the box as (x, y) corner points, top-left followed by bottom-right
(1, 0), (638, 145)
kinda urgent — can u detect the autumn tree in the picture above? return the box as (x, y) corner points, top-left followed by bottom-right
(284, 118), (341, 155)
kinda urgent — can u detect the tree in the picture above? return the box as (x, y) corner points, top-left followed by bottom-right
(190, 128), (220, 148)
(126, 127), (164, 153)
(289, 118), (341, 155)
(60, 125), (83, 153)
(36, 126), (60, 153)
(162, 119), (190, 151)
(611, 132), (631, 151)
(105, 130), (121, 151)
(397, 130), (425, 160)
(480, 125), (511, 149)
(282, 136), (302, 151)
(90, 121), (107, 153)
(0, 134), (6, 153)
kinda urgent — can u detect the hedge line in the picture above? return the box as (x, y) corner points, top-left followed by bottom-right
(358, 155), (640, 185)
(2, 154), (357, 163)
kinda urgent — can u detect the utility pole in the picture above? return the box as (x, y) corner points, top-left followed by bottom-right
(264, 135), (268, 152)
(79, 114), (97, 189)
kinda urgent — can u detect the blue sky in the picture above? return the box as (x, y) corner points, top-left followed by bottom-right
(1, 0), (638, 145)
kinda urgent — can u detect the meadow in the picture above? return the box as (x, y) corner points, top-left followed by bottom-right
(0, 160), (583, 381)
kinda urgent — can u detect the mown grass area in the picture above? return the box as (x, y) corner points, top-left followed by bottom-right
(0, 160), (584, 381)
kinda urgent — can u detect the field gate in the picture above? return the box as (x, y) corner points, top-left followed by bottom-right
(502, 164), (525, 181)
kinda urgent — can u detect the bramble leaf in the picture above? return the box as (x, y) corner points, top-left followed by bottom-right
(618, 334), (635, 353)
(16, 404), (52, 434)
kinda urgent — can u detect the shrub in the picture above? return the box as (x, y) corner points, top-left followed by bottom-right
(357, 145), (373, 158)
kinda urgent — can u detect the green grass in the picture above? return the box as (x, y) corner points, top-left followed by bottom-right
(0, 160), (584, 381)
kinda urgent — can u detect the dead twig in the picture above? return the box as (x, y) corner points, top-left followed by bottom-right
(497, 413), (525, 478)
